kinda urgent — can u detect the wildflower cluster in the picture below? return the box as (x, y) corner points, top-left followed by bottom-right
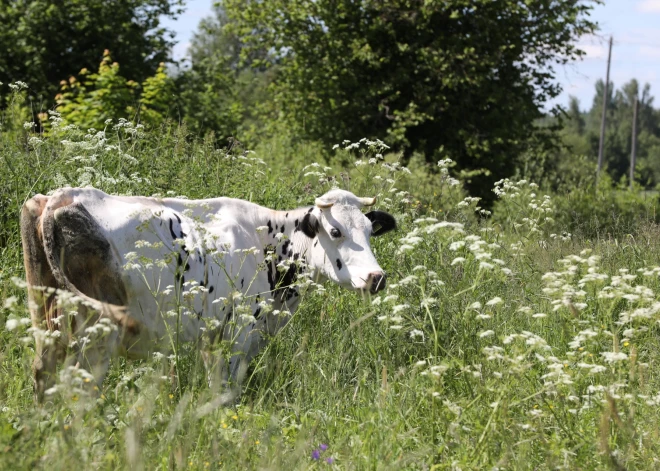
(493, 178), (557, 240)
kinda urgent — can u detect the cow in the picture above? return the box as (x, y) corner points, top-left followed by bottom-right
(20, 187), (396, 401)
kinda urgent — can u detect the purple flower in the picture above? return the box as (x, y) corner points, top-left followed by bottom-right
(325, 457), (335, 464)
(319, 443), (328, 451)
(312, 449), (321, 460)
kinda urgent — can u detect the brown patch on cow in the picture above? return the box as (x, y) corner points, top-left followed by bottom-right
(21, 195), (64, 400)
(21, 192), (140, 401)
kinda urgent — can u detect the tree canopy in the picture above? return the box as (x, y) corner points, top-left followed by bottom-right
(0, 0), (183, 103)
(224, 0), (599, 201)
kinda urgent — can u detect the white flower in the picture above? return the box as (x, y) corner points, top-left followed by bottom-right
(486, 297), (502, 306)
(479, 330), (495, 338)
(392, 304), (409, 314)
(449, 241), (465, 251)
(5, 319), (19, 331)
(451, 257), (466, 266)
(601, 351), (628, 363)
(409, 329), (425, 340)
(3, 296), (18, 309)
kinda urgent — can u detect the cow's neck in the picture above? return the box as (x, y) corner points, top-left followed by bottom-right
(258, 206), (315, 310)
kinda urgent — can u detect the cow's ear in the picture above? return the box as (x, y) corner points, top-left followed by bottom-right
(299, 213), (320, 238)
(365, 211), (396, 236)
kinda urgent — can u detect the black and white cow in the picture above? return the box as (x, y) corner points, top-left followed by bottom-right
(20, 187), (396, 400)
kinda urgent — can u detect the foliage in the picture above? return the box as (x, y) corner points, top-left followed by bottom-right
(177, 3), (272, 146)
(4, 96), (660, 467)
(0, 0), (182, 103)
(548, 79), (660, 190)
(224, 0), (599, 202)
(53, 52), (175, 130)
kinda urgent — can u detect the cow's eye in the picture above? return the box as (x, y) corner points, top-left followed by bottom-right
(330, 228), (342, 238)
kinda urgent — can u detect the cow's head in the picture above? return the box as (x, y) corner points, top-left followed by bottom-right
(298, 189), (396, 294)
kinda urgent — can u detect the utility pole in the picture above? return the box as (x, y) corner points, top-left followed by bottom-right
(630, 96), (639, 190)
(597, 36), (613, 183)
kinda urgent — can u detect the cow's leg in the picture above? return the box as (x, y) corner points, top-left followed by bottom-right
(21, 195), (65, 401)
(72, 306), (121, 391)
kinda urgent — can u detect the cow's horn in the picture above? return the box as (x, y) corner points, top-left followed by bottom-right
(360, 197), (377, 206)
(315, 198), (334, 209)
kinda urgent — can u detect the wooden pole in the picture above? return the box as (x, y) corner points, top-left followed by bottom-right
(630, 96), (639, 190)
(597, 36), (613, 183)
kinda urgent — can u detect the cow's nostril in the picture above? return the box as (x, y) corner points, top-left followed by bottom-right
(369, 272), (386, 293)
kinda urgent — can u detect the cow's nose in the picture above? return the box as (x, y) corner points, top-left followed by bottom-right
(368, 272), (387, 294)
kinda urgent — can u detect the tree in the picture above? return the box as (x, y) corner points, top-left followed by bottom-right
(54, 51), (175, 130)
(225, 0), (598, 202)
(0, 0), (182, 104)
(178, 2), (272, 145)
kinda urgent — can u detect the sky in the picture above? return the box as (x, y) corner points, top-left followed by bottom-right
(163, 0), (660, 112)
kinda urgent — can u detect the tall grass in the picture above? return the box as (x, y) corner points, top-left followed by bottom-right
(3, 89), (660, 469)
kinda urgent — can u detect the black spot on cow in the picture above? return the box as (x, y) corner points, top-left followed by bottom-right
(180, 230), (187, 239)
(281, 239), (290, 255)
(336, 258), (343, 270)
(267, 220), (273, 234)
(169, 219), (177, 239)
(274, 260), (300, 302)
(314, 241), (318, 247)
(281, 225), (285, 233)
(254, 307), (262, 318)
(200, 280), (205, 287)
(196, 311), (202, 320)
(174, 214), (181, 224)
(241, 278), (244, 288)
(285, 212), (289, 218)
(288, 249), (293, 257)
(184, 262), (190, 272)
(293, 253), (300, 261)
(177, 253), (183, 266)
(198, 254), (202, 263)
(209, 286), (214, 293)
(307, 207), (313, 213)
(299, 213), (319, 238)
(278, 255), (282, 262)
(294, 219), (299, 228)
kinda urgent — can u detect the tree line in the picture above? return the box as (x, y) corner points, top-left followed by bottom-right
(0, 0), (605, 202)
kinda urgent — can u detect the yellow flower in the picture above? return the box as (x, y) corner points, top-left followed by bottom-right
(222, 422), (228, 429)
(624, 341), (630, 347)
(71, 395), (78, 402)
(255, 440), (260, 445)
(231, 414), (238, 421)
(64, 424), (70, 431)
(169, 394), (174, 399)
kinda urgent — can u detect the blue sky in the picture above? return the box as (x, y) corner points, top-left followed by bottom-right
(163, 0), (660, 112)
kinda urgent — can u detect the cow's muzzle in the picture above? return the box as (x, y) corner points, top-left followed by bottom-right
(367, 272), (387, 294)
